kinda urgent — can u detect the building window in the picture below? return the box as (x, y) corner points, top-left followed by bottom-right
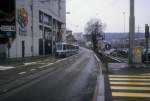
(39, 11), (43, 23)
(39, 11), (52, 26)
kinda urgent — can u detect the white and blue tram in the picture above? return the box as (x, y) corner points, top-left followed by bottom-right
(55, 42), (79, 57)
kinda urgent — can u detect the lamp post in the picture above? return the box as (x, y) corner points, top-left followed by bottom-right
(123, 12), (126, 33)
(129, 0), (135, 64)
(123, 12), (126, 49)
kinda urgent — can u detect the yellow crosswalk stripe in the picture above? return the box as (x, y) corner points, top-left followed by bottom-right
(110, 74), (150, 98)
(112, 92), (150, 97)
(109, 75), (150, 78)
(111, 86), (150, 91)
(109, 78), (150, 81)
(140, 73), (150, 75)
(110, 81), (150, 85)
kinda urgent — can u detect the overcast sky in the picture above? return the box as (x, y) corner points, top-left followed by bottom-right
(66, 0), (150, 33)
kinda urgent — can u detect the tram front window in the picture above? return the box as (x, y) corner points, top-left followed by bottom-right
(57, 44), (62, 50)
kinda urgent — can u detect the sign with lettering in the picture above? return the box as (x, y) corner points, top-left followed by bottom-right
(0, 0), (16, 38)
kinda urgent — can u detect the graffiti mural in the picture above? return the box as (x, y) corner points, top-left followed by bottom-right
(17, 7), (28, 35)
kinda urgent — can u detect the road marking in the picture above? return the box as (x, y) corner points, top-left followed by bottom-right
(45, 59), (50, 61)
(110, 81), (150, 85)
(18, 72), (26, 75)
(109, 74), (150, 99)
(140, 73), (150, 75)
(94, 54), (100, 62)
(110, 78), (150, 81)
(109, 75), (150, 78)
(38, 63), (54, 69)
(55, 60), (62, 63)
(0, 66), (15, 70)
(38, 63), (46, 64)
(24, 62), (36, 66)
(112, 92), (150, 98)
(109, 56), (122, 63)
(30, 69), (36, 71)
(61, 58), (67, 61)
(111, 86), (150, 91)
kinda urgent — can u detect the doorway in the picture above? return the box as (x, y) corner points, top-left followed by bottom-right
(22, 40), (25, 57)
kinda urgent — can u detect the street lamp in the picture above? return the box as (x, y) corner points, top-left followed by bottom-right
(123, 12), (126, 33)
(123, 12), (126, 49)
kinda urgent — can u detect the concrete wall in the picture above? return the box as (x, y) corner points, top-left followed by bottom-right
(9, 0), (32, 58)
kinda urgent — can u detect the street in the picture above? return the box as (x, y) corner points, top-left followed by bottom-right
(0, 48), (99, 101)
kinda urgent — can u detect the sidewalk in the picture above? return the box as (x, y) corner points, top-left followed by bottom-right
(0, 55), (56, 67)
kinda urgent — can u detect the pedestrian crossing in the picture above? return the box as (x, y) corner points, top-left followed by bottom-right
(109, 73), (150, 100)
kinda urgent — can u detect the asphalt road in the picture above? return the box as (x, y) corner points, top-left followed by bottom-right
(0, 48), (98, 101)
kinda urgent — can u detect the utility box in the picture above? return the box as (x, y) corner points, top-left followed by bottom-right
(134, 46), (142, 64)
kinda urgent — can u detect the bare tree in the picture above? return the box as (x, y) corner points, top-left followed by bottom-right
(84, 18), (106, 53)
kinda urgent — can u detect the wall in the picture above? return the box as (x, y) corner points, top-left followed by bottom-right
(8, 0), (66, 58)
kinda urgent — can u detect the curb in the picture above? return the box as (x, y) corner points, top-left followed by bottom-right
(93, 54), (105, 101)
(0, 55), (54, 66)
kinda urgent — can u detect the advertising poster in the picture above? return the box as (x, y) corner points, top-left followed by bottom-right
(16, 0), (29, 36)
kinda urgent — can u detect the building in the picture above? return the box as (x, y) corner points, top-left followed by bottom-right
(66, 30), (77, 45)
(0, 0), (66, 58)
(74, 32), (83, 41)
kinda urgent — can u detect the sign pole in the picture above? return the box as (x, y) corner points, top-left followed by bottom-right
(145, 24), (149, 64)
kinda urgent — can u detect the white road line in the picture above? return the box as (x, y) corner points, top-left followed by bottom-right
(94, 54), (100, 62)
(45, 59), (50, 61)
(36, 60), (42, 63)
(30, 69), (36, 71)
(0, 66), (15, 71)
(109, 56), (122, 63)
(24, 62), (36, 66)
(61, 58), (67, 61)
(55, 60), (63, 63)
(18, 72), (26, 75)
(38, 63), (54, 69)
(38, 63), (47, 64)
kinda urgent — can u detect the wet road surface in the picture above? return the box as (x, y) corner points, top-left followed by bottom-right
(0, 48), (98, 101)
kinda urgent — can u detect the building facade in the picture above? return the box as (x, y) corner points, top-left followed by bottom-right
(66, 30), (78, 45)
(0, 0), (66, 58)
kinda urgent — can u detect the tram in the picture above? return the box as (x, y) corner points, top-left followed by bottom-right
(55, 42), (79, 57)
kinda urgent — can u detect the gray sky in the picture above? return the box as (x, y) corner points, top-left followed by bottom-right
(66, 0), (150, 33)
